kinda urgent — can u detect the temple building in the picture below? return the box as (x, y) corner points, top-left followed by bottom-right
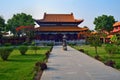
(112, 22), (120, 34)
(35, 13), (88, 42)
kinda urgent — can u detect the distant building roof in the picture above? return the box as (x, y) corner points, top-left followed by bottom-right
(107, 35), (113, 38)
(111, 22), (120, 34)
(35, 26), (88, 32)
(35, 13), (83, 23)
(16, 26), (34, 31)
(113, 22), (120, 27)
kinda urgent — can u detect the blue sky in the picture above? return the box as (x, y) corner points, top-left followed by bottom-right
(0, 0), (120, 30)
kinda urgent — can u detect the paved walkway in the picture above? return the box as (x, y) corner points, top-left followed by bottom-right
(41, 46), (120, 80)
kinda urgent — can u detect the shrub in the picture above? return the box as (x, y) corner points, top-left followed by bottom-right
(105, 44), (117, 55)
(78, 49), (84, 52)
(0, 47), (13, 61)
(46, 43), (54, 46)
(94, 55), (102, 61)
(35, 62), (47, 71)
(116, 40), (120, 45)
(22, 42), (29, 46)
(45, 51), (50, 59)
(116, 46), (120, 54)
(104, 60), (115, 68)
(50, 46), (53, 52)
(18, 46), (28, 55)
(68, 43), (76, 46)
(31, 41), (35, 46)
(40, 62), (47, 70)
(30, 46), (40, 54)
(33, 62), (47, 80)
(4, 43), (12, 46)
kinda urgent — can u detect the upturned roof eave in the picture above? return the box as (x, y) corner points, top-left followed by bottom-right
(113, 22), (120, 27)
(35, 19), (83, 23)
(34, 20), (83, 26)
(35, 26), (88, 32)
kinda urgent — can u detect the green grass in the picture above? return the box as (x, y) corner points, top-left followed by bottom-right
(0, 46), (51, 80)
(72, 45), (120, 69)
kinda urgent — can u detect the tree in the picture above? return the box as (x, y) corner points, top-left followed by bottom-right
(16, 26), (35, 42)
(97, 29), (108, 43)
(110, 35), (117, 44)
(88, 34), (102, 58)
(104, 44), (116, 67)
(6, 13), (34, 35)
(110, 35), (120, 53)
(0, 16), (5, 32)
(94, 15), (115, 32)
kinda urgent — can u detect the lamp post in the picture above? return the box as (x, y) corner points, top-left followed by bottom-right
(63, 34), (67, 51)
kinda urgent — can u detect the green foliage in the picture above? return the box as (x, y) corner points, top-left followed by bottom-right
(34, 62), (47, 71)
(0, 46), (51, 80)
(73, 45), (120, 69)
(0, 47), (13, 61)
(109, 35), (120, 54)
(110, 35), (118, 44)
(22, 41), (29, 46)
(88, 34), (102, 47)
(104, 44), (119, 67)
(78, 49), (84, 53)
(94, 15), (115, 32)
(68, 43), (76, 46)
(88, 34), (102, 55)
(6, 13), (34, 35)
(31, 41), (35, 46)
(46, 42), (54, 46)
(0, 16), (5, 31)
(30, 46), (40, 54)
(30, 46), (39, 50)
(18, 46), (28, 55)
(116, 40), (120, 45)
(105, 44), (118, 55)
(4, 43), (12, 46)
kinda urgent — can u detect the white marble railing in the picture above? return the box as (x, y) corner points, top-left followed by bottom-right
(34, 39), (86, 45)
(67, 39), (86, 44)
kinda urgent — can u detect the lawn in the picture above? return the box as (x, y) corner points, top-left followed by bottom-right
(0, 46), (51, 80)
(72, 45), (120, 69)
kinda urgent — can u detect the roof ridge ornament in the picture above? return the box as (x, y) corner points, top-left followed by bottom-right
(44, 12), (46, 15)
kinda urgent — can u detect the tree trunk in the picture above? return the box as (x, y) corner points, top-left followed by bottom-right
(103, 38), (106, 43)
(35, 49), (37, 54)
(95, 46), (98, 56)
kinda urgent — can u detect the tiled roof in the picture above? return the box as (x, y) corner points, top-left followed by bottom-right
(107, 35), (113, 38)
(113, 22), (120, 27)
(35, 26), (88, 32)
(16, 26), (34, 31)
(112, 29), (120, 33)
(36, 13), (83, 22)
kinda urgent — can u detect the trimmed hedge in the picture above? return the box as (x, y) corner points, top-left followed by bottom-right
(4, 43), (12, 46)
(22, 42), (29, 46)
(35, 62), (47, 71)
(18, 46), (28, 55)
(0, 47), (13, 61)
(30, 46), (40, 54)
